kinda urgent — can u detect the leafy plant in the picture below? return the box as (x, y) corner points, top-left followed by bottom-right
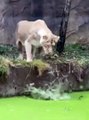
(61, 44), (89, 66)
(0, 44), (19, 59)
(0, 56), (12, 76)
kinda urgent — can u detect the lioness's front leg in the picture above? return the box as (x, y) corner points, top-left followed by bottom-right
(24, 40), (32, 62)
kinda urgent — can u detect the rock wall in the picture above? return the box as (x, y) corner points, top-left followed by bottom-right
(0, 62), (89, 97)
(66, 0), (89, 44)
(0, 0), (89, 45)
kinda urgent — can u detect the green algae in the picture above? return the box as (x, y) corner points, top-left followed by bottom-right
(0, 92), (89, 120)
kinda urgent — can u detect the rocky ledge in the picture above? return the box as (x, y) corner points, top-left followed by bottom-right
(0, 44), (89, 98)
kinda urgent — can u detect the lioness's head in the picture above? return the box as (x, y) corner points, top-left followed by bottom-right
(41, 34), (60, 54)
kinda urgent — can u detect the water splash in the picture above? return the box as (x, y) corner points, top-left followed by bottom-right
(25, 83), (71, 100)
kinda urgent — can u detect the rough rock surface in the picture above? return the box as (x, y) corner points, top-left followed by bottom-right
(66, 0), (89, 44)
(0, 62), (89, 97)
(0, 0), (89, 44)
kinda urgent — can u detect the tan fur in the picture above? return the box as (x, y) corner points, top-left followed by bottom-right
(16, 19), (60, 62)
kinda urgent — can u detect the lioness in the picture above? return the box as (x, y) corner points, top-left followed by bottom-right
(16, 19), (60, 62)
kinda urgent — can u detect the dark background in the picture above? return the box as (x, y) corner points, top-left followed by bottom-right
(0, 0), (89, 44)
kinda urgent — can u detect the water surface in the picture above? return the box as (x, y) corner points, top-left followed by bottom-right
(0, 92), (89, 120)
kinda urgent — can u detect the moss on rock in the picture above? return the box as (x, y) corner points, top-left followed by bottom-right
(0, 43), (89, 77)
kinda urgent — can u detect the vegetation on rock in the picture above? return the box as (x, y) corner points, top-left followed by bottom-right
(0, 44), (88, 98)
(0, 43), (88, 76)
(63, 44), (89, 66)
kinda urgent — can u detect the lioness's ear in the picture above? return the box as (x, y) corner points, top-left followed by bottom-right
(51, 35), (60, 46)
(54, 35), (60, 42)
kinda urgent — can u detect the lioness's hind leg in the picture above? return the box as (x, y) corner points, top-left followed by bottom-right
(16, 41), (23, 60)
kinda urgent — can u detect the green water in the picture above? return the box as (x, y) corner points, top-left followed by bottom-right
(0, 92), (89, 120)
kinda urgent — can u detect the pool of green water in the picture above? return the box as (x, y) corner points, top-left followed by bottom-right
(0, 92), (89, 120)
